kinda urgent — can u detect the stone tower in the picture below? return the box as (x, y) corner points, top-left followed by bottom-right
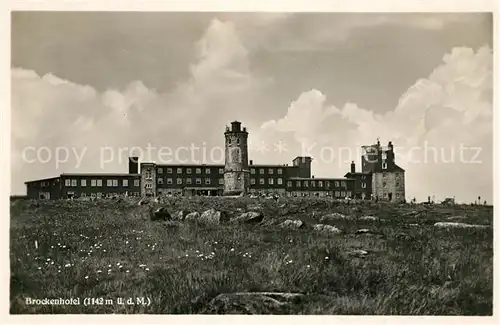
(224, 121), (249, 196)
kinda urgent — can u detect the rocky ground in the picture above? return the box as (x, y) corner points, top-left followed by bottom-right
(9, 197), (493, 314)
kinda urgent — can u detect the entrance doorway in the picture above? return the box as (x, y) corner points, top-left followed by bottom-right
(388, 193), (393, 201)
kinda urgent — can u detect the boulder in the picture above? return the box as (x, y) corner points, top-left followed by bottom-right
(150, 207), (171, 221)
(313, 224), (341, 234)
(198, 209), (230, 225)
(279, 219), (304, 229)
(231, 211), (265, 224)
(360, 215), (378, 221)
(320, 212), (350, 222)
(202, 292), (304, 314)
(173, 210), (189, 221)
(185, 211), (200, 222)
(355, 228), (371, 234)
(348, 249), (369, 257)
(434, 222), (489, 229)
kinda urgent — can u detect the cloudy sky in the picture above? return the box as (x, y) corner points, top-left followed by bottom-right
(11, 12), (493, 203)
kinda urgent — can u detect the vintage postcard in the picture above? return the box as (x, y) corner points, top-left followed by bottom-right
(4, 0), (498, 323)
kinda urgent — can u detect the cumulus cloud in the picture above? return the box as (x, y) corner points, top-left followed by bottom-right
(11, 18), (268, 195)
(250, 45), (493, 203)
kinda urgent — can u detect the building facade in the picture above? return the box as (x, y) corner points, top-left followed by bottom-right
(24, 121), (406, 202)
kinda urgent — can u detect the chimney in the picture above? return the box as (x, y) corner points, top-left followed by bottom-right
(350, 161), (355, 173)
(388, 141), (393, 151)
(249, 160), (253, 165)
(129, 157), (139, 174)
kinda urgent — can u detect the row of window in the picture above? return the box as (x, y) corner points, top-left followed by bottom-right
(157, 167), (224, 175)
(64, 179), (140, 187)
(66, 192), (141, 198)
(250, 168), (284, 175)
(291, 180), (348, 188)
(157, 178), (223, 185)
(155, 167), (287, 175)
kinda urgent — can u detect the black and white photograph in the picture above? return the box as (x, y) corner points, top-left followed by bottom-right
(6, 1), (496, 318)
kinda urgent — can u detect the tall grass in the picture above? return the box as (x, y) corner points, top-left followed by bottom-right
(9, 198), (493, 314)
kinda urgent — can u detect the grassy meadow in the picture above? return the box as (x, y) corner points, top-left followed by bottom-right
(9, 197), (493, 315)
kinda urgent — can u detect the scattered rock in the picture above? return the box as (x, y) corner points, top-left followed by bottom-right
(279, 219), (304, 229)
(408, 223), (419, 227)
(184, 211), (200, 222)
(320, 213), (350, 222)
(446, 216), (468, 221)
(360, 215), (378, 221)
(150, 207), (171, 221)
(172, 210), (189, 221)
(198, 209), (230, 225)
(202, 292), (304, 314)
(313, 224), (341, 234)
(231, 211), (265, 224)
(348, 249), (369, 257)
(434, 222), (489, 229)
(355, 228), (371, 234)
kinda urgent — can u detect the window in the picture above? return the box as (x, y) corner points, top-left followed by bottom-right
(167, 178), (173, 184)
(81, 179), (87, 187)
(167, 168), (172, 174)
(219, 168), (224, 174)
(335, 191), (341, 197)
(91, 179), (97, 187)
(250, 169), (255, 174)
(251, 178), (256, 185)
(341, 191), (346, 197)
(186, 178), (192, 185)
(145, 171), (152, 179)
(311, 181), (315, 187)
(177, 178), (183, 185)
(325, 181), (330, 188)
(158, 168), (163, 174)
(134, 179), (140, 187)
(205, 178), (211, 185)
(196, 178), (202, 184)
(259, 179), (265, 185)
(318, 181), (323, 187)
(383, 181), (387, 187)
(277, 178), (283, 185)
(268, 178), (274, 185)
(361, 182), (367, 188)
(219, 178), (224, 185)
(269, 169), (273, 174)
(145, 183), (153, 189)
(347, 191), (352, 197)
(206, 168), (211, 174)
(277, 168), (283, 175)
(97, 180), (102, 187)
(341, 181), (346, 187)
(382, 152), (387, 159)
(71, 179), (77, 187)
(196, 168), (201, 174)
(382, 162), (387, 169)
(65, 179), (71, 186)
(123, 179), (128, 187)
(113, 180), (118, 187)
(107, 180), (113, 187)
(187, 168), (192, 174)
(396, 182), (400, 187)
(296, 181), (301, 187)
(287, 181), (292, 187)
(259, 169), (264, 175)
(383, 193), (388, 198)
(334, 181), (339, 187)
(158, 178), (164, 184)
(177, 168), (182, 174)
